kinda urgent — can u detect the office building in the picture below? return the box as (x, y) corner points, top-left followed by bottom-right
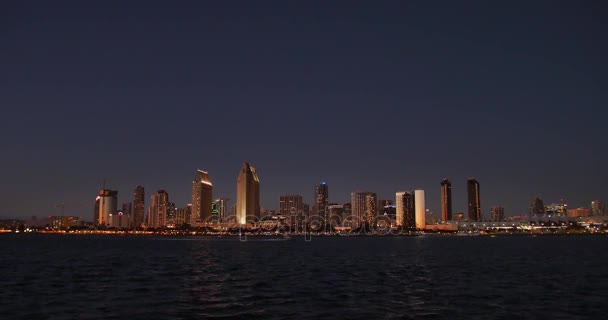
(133, 186), (145, 228)
(314, 182), (329, 215)
(440, 179), (452, 221)
(467, 178), (481, 221)
(94, 189), (118, 227)
(148, 189), (169, 228)
(191, 169), (213, 225)
(236, 162), (260, 224)
(529, 197), (545, 217)
(490, 206), (505, 222)
(414, 189), (426, 229)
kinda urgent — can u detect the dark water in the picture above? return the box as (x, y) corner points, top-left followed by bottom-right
(1, 234), (607, 319)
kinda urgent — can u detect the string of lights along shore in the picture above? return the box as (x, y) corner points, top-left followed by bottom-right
(77, 161), (608, 233)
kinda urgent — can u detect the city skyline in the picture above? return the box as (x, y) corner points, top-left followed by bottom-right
(1, 1), (606, 219)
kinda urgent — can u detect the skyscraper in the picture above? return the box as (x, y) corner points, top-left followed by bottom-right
(279, 194), (304, 216)
(490, 206), (505, 221)
(148, 189), (168, 228)
(314, 182), (329, 215)
(133, 186), (145, 228)
(467, 178), (481, 221)
(529, 197), (545, 217)
(191, 169), (213, 225)
(94, 189), (118, 227)
(236, 162), (260, 224)
(440, 179), (452, 221)
(350, 191), (368, 227)
(414, 189), (426, 229)
(365, 192), (377, 225)
(396, 191), (415, 228)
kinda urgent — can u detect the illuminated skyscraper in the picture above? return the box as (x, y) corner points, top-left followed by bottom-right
(148, 189), (168, 228)
(133, 186), (145, 228)
(440, 179), (452, 221)
(414, 189), (426, 229)
(279, 194), (304, 216)
(236, 162), (260, 224)
(191, 169), (213, 225)
(94, 189), (118, 227)
(467, 178), (481, 221)
(176, 204), (191, 226)
(396, 191), (415, 228)
(365, 192), (377, 224)
(350, 191), (368, 226)
(314, 182), (329, 215)
(166, 202), (176, 227)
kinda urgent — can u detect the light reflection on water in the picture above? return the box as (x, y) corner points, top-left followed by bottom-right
(0, 234), (607, 319)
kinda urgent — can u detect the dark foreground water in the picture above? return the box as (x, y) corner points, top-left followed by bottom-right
(1, 234), (607, 319)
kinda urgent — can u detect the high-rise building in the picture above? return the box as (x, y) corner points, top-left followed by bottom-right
(365, 192), (377, 224)
(191, 169), (213, 225)
(591, 200), (606, 216)
(467, 178), (481, 221)
(440, 179), (452, 221)
(94, 189), (118, 227)
(414, 189), (426, 229)
(490, 206), (505, 221)
(396, 191), (416, 228)
(350, 191), (368, 226)
(148, 189), (169, 228)
(133, 186), (145, 228)
(314, 182), (329, 215)
(529, 197), (545, 217)
(166, 202), (177, 227)
(236, 162), (260, 224)
(279, 194), (304, 216)
(176, 205), (191, 226)
(213, 198), (230, 220)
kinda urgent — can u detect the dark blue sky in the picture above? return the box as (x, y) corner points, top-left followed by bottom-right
(1, 0), (606, 219)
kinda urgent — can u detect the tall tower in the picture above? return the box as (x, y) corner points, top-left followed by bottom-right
(133, 186), (145, 228)
(191, 169), (213, 225)
(414, 189), (426, 229)
(94, 189), (118, 227)
(236, 162), (260, 224)
(440, 179), (452, 221)
(365, 192), (377, 225)
(148, 189), (168, 228)
(350, 191), (368, 227)
(314, 182), (329, 215)
(467, 178), (481, 221)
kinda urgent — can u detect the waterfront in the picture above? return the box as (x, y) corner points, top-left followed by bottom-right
(1, 235), (607, 319)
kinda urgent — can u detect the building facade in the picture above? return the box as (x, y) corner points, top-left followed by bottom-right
(148, 189), (169, 228)
(133, 186), (145, 228)
(314, 182), (329, 216)
(441, 178), (452, 221)
(191, 169), (213, 225)
(414, 189), (426, 229)
(236, 162), (260, 224)
(490, 206), (505, 222)
(94, 189), (118, 227)
(467, 178), (481, 221)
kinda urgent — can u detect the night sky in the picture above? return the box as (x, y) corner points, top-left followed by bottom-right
(2, 1), (606, 219)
